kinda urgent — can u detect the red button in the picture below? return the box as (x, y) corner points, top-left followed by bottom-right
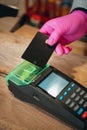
(81, 111), (87, 119)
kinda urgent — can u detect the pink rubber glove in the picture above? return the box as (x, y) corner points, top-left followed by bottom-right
(40, 11), (87, 56)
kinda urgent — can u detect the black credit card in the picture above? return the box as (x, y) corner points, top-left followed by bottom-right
(22, 32), (56, 68)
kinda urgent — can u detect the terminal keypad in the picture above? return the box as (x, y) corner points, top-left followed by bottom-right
(58, 83), (87, 119)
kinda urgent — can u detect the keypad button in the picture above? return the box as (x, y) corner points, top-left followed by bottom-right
(67, 87), (71, 91)
(71, 93), (76, 98)
(71, 83), (75, 88)
(77, 108), (84, 115)
(81, 111), (87, 119)
(75, 96), (80, 102)
(74, 105), (79, 111)
(76, 87), (81, 93)
(84, 93), (87, 99)
(69, 101), (75, 108)
(65, 99), (71, 105)
(83, 102), (87, 108)
(63, 91), (68, 96)
(59, 96), (64, 101)
(80, 90), (85, 96)
(79, 99), (84, 105)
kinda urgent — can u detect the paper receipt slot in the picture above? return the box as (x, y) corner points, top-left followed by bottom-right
(6, 61), (87, 130)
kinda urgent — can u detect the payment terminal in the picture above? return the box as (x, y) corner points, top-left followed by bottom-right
(6, 61), (87, 130)
(6, 32), (87, 130)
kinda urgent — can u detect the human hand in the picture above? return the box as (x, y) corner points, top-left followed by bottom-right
(40, 11), (87, 56)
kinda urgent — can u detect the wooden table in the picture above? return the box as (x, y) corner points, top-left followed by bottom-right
(0, 25), (87, 130)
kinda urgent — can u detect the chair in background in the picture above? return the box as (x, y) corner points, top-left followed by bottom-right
(0, 2), (19, 32)
(0, 4), (18, 18)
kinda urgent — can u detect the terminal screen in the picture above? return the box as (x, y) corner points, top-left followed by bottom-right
(38, 72), (69, 97)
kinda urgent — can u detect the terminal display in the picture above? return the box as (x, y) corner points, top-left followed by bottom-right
(38, 72), (69, 98)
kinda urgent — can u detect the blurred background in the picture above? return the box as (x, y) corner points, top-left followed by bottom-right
(0, 0), (73, 32)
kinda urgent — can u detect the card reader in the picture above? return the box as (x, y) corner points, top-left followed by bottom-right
(6, 60), (87, 130)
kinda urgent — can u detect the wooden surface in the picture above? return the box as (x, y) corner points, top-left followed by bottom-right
(0, 25), (87, 130)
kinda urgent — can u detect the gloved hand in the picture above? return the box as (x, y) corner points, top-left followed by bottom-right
(40, 10), (87, 56)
